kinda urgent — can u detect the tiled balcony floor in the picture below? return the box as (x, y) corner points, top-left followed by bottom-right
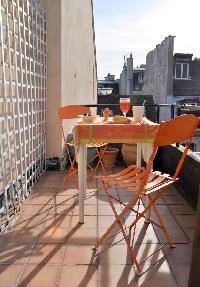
(0, 169), (196, 287)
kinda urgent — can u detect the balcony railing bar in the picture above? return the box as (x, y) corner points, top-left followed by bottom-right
(85, 103), (176, 107)
(84, 103), (177, 123)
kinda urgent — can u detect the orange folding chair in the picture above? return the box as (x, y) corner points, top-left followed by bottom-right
(57, 105), (107, 182)
(94, 114), (199, 275)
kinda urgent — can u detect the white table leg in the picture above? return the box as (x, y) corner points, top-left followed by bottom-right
(78, 144), (87, 223)
(136, 143), (142, 167)
(84, 147), (87, 197)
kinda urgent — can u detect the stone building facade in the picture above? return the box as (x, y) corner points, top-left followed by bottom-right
(119, 54), (134, 95)
(173, 54), (200, 103)
(142, 35), (175, 107)
(143, 35), (200, 112)
(119, 54), (145, 96)
(98, 73), (119, 95)
(143, 35), (200, 151)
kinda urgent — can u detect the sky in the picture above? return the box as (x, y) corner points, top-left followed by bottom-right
(93, 0), (200, 80)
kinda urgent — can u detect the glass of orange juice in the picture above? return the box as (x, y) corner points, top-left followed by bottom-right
(120, 98), (130, 117)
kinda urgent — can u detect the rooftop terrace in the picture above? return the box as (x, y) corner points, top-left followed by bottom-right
(0, 169), (196, 287)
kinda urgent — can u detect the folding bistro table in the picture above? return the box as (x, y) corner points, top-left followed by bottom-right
(73, 118), (159, 223)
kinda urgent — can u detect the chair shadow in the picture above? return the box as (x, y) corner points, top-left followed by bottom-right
(93, 185), (170, 287)
(116, 226), (166, 287)
(77, 249), (98, 287)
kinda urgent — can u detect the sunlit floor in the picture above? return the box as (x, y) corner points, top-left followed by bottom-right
(0, 169), (196, 287)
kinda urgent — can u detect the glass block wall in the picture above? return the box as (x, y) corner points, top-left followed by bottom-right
(0, 0), (47, 231)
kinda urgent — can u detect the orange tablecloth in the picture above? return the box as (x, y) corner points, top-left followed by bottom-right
(74, 117), (159, 145)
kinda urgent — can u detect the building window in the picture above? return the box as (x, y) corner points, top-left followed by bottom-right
(175, 63), (190, 79)
(138, 73), (144, 82)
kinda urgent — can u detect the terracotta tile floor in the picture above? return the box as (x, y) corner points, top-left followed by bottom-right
(0, 169), (196, 287)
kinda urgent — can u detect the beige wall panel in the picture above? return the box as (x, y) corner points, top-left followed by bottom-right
(45, 0), (97, 156)
(45, 0), (62, 156)
(61, 0), (97, 105)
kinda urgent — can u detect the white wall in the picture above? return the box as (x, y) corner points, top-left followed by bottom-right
(61, 0), (97, 106)
(43, 0), (97, 156)
(43, 0), (62, 156)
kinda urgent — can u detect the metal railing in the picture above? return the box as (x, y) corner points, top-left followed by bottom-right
(85, 103), (176, 123)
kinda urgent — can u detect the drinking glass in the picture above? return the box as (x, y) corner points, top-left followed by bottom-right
(132, 106), (145, 123)
(120, 98), (130, 117)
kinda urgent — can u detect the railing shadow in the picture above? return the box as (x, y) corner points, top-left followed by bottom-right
(17, 223), (81, 287)
(0, 199), (76, 274)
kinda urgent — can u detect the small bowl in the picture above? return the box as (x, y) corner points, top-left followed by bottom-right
(79, 115), (99, 123)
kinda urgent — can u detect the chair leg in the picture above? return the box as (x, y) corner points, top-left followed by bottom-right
(108, 196), (141, 273)
(91, 145), (107, 176)
(95, 182), (142, 274)
(66, 158), (77, 178)
(129, 190), (163, 230)
(65, 151), (78, 189)
(95, 188), (140, 248)
(128, 192), (174, 250)
(147, 194), (174, 248)
(65, 145), (77, 179)
(130, 198), (141, 248)
(116, 215), (141, 274)
(97, 145), (107, 176)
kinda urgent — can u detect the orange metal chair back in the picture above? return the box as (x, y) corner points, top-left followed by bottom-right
(57, 105), (91, 146)
(146, 114), (199, 181)
(155, 114), (199, 147)
(57, 105), (91, 180)
(57, 105), (91, 120)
